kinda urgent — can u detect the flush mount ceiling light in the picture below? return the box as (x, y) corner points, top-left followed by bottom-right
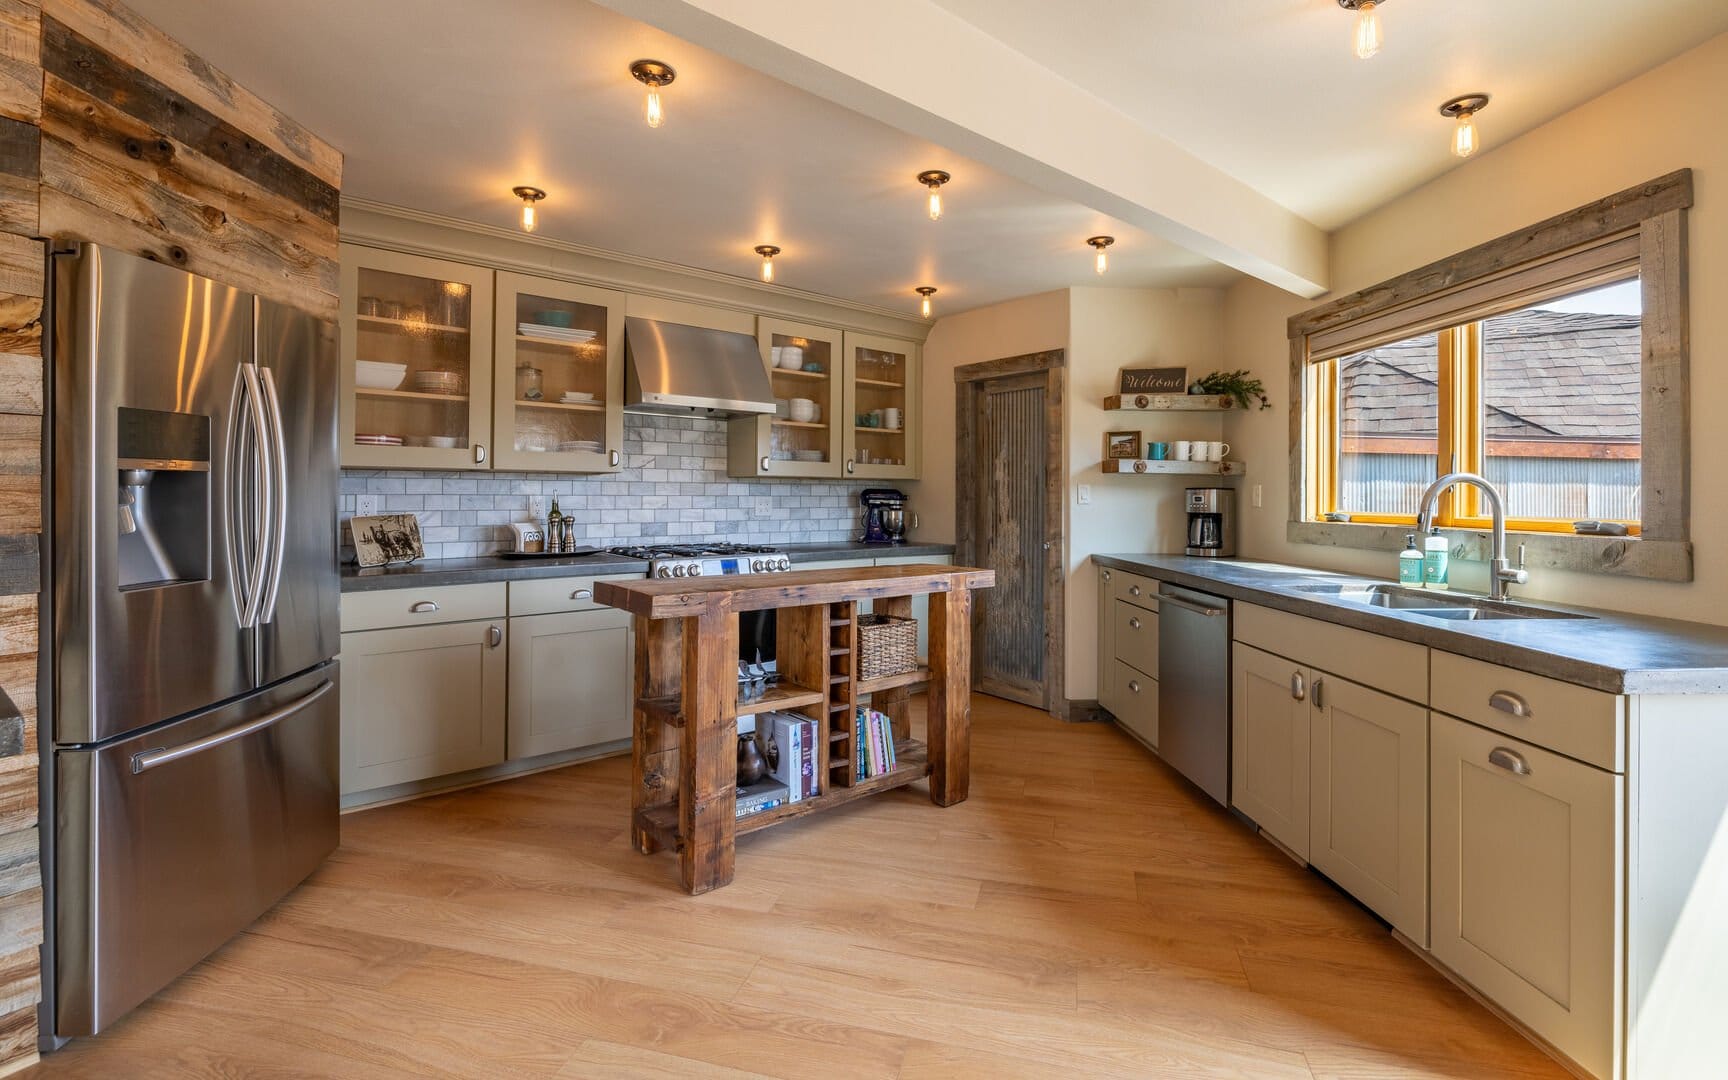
(1337, 0), (1385, 60)
(917, 170), (951, 221)
(1440, 93), (1491, 159)
(754, 244), (780, 283)
(915, 285), (937, 319)
(512, 185), (546, 233)
(1087, 235), (1115, 275)
(630, 59), (676, 128)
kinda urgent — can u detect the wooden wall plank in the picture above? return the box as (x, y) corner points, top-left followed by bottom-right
(0, 536), (33, 602)
(0, 764), (33, 836)
(41, 73), (336, 263)
(0, 2), (40, 127)
(0, 1003), (32, 1071)
(0, 294), (40, 419)
(0, 413), (34, 535)
(42, 0), (339, 188)
(39, 148), (338, 318)
(0, 945), (38, 1018)
(0, 115), (35, 236)
(0, 236), (39, 298)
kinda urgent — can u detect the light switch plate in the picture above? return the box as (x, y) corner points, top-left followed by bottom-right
(1252, 484), (1263, 509)
(1076, 484), (1092, 506)
(528, 496), (546, 521)
(355, 495), (378, 518)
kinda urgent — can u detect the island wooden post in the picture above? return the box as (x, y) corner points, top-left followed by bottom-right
(680, 603), (738, 894)
(630, 615), (682, 855)
(927, 584), (973, 806)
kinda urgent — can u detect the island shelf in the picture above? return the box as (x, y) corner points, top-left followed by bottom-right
(594, 563), (994, 894)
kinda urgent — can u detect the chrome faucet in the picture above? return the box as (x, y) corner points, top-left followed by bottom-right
(1414, 472), (1529, 602)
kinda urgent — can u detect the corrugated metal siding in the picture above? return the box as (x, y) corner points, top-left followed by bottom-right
(1341, 453), (1639, 521)
(979, 384), (1045, 687)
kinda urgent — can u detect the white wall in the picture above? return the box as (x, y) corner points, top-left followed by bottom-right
(1223, 30), (1728, 624)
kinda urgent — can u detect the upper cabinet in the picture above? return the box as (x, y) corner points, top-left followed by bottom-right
(492, 273), (625, 473)
(729, 319), (844, 478)
(729, 329), (922, 479)
(843, 333), (919, 481)
(340, 247), (495, 470)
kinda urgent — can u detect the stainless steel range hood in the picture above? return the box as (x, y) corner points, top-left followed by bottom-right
(624, 317), (775, 417)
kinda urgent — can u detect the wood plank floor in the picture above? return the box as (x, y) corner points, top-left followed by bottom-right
(30, 694), (1567, 1079)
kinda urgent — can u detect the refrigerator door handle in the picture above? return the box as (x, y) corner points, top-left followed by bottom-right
(257, 365), (289, 623)
(129, 680), (333, 774)
(236, 363), (271, 629)
(223, 363), (250, 625)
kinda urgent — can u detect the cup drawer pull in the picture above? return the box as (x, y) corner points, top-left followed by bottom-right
(1489, 690), (1533, 718)
(571, 589), (593, 600)
(410, 600), (440, 613)
(1488, 746), (1532, 776)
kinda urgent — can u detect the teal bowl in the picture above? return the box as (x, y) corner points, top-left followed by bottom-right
(533, 310), (576, 328)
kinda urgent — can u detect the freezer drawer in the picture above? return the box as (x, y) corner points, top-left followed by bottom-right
(53, 662), (339, 1036)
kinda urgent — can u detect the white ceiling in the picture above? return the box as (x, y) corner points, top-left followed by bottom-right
(122, 0), (1236, 315)
(929, 0), (1728, 230)
(123, 0), (1728, 312)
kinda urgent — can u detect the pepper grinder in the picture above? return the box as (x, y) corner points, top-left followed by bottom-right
(560, 512), (576, 552)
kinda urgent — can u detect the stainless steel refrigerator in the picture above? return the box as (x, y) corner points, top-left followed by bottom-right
(42, 243), (341, 1039)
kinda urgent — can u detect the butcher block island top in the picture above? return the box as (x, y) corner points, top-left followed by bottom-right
(594, 564), (995, 894)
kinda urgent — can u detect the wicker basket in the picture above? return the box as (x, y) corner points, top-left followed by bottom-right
(856, 613), (919, 680)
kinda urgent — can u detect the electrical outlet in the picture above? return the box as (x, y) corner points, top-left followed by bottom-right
(1076, 484), (1092, 506)
(751, 497), (773, 519)
(1252, 484), (1263, 509)
(528, 496), (546, 521)
(355, 495), (378, 518)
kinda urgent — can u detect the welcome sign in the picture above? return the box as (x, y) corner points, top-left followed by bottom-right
(1118, 367), (1187, 394)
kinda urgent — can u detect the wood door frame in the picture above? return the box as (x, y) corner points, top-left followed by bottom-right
(954, 350), (1066, 719)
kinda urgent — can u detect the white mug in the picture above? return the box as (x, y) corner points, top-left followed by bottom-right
(1173, 440), (1193, 461)
(883, 407), (901, 430)
(1205, 441), (1231, 462)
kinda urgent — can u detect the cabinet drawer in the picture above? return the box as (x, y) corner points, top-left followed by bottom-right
(1113, 600), (1158, 678)
(341, 582), (507, 632)
(1431, 652), (1623, 772)
(1235, 602), (1427, 704)
(1100, 566), (1158, 611)
(509, 574), (641, 617)
(1109, 659), (1158, 748)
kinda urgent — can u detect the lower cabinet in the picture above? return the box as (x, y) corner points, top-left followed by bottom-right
(1310, 674), (1428, 943)
(1231, 643), (1311, 860)
(1431, 712), (1622, 1079)
(339, 618), (508, 793)
(507, 607), (634, 759)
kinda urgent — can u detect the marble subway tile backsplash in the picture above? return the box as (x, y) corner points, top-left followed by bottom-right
(338, 415), (870, 561)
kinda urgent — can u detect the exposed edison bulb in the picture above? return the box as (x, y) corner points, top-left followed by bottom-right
(916, 287), (936, 319)
(1452, 111), (1479, 158)
(521, 202), (538, 232)
(1353, 1), (1382, 60)
(513, 186), (545, 233)
(920, 293), (932, 318)
(755, 245), (779, 283)
(927, 188), (942, 222)
(645, 87), (664, 129)
(1095, 249), (1109, 275)
(1087, 236), (1114, 276)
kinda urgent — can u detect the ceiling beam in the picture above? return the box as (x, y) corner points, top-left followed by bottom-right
(602, 0), (1330, 297)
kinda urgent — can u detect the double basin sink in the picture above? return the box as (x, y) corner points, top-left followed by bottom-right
(1293, 582), (1594, 622)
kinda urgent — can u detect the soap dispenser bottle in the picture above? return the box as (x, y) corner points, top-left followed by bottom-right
(1422, 527), (1450, 590)
(1399, 534), (1424, 586)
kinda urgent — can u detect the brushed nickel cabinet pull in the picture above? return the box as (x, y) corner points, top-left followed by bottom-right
(1101, 570), (1112, 582)
(1489, 690), (1533, 718)
(410, 600), (439, 613)
(474, 443), (487, 465)
(1128, 616), (1141, 630)
(760, 455), (770, 471)
(1129, 584), (1142, 597)
(488, 624), (503, 648)
(1291, 671), (1306, 702)
(1488, 746), (1532, 776)
(571, 588), (593, 600)
(1313, 678), (1325, 710)
(1127, 679), (1141, 693)
(609, 449), (620, 467)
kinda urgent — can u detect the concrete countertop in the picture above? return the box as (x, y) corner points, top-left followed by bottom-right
(340, 541), (957, 593)
(1096, 553), (1728, 695)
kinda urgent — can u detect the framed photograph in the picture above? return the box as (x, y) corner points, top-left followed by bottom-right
(351, 513), (424, 567)
(1104, 430), (1143, 461)
(1119, 366), (1187, 394)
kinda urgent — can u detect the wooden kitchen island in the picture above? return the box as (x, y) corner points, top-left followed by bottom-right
(594, 564), (994, 894)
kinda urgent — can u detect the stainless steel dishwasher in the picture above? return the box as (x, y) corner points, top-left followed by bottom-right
(1156, 583), (1231, 806)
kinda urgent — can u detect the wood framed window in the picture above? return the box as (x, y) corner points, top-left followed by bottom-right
(1288, 171), (1692, 582)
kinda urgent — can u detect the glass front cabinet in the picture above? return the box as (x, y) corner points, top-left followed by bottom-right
(729, 327), (919, 480)
(340, 248), (494, 469)
(491, 272), (624, 472)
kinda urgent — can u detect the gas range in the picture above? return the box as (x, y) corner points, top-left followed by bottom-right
(607, 542), (791, 580)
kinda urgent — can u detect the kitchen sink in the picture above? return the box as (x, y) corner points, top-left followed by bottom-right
(1291, 582), (1595, 621)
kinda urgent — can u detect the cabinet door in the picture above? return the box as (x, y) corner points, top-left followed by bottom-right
(1431, 713), (1622, 1079)
(339, 619), (507, 794)
(340, 246), (494, 469)
(730, 319), (843, 478)
(507, 608), (634, 759)
(492, 272), (625, 472)
(1310, 674), (1428, 942)
(841, 332), (919, 480)
(1231, 643), (1311, 859)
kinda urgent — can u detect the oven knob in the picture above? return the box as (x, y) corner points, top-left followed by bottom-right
(689, 565), (703, 577)
(655, 566), (672, 578)
(751, 559), (764, 572)
(776, 557), (791, 571)
(673, 564), (687, 577)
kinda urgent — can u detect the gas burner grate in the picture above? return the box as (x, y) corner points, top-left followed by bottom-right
(607, 542), (782, 560)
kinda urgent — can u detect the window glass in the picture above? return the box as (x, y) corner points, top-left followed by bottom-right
(1335, 332), (1440, 517)
(1480, 279), (1641, 523)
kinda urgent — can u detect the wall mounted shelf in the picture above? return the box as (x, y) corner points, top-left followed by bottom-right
(1101, 459), (1245, 476)
(1104, 393), (1233, 412)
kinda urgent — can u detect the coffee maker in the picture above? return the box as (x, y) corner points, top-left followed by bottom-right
(1185, 487), (1236, 557)
(860, 488), (908, 544)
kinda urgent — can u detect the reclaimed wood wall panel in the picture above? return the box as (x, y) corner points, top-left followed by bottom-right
(0, 2), (39, 126)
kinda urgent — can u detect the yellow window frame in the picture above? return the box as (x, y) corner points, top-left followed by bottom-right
(1313, 321), (1640, 534)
